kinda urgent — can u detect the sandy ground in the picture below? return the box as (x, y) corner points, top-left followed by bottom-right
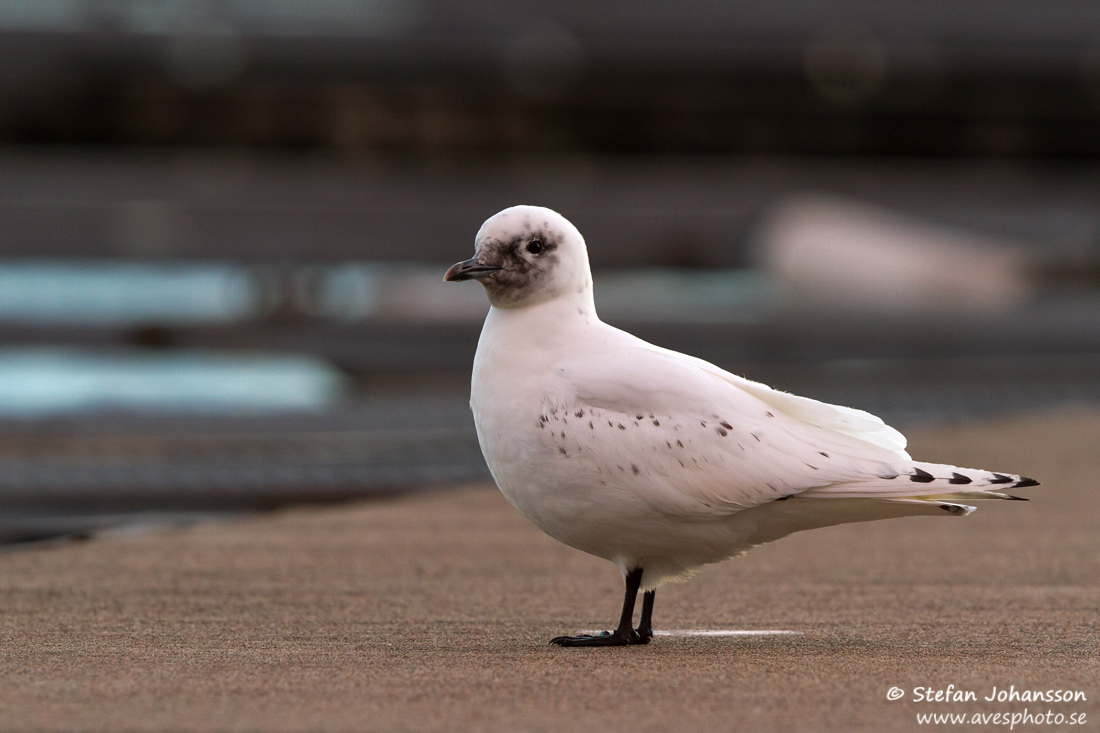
(0, 410), (1096, 732)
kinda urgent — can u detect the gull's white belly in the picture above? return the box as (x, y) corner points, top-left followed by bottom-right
(471, 386), (607, 551)
(470, 379), (759, 578)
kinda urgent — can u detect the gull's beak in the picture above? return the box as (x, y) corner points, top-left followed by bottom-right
(444, 257), (502, 282)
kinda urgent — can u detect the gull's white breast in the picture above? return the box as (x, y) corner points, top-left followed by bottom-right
(470, 302), (614, 553)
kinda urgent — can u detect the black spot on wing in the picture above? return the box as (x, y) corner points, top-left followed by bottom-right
(716, 427), (728, 437)
(719, 421), (732, 430)
(631, 464), (640, 475)
(558, 447), (567, 455)
(910, 468), (935, 483)
(818, 451), (829, 458)
(988, 473), (1014, 484)
(949, 472), (972, 485)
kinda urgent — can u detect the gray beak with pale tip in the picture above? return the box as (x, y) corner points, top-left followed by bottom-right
(444, 257), (502, 282)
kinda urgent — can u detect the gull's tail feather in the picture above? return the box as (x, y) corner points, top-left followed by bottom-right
(796, 461), (1040, 508)
(746, 464), (1039, 547)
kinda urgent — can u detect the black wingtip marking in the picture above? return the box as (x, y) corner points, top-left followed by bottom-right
(949, 472), (972, 485)
(1004, 494), (1029, 501)
(939, 504), (966, 515)
(1014, 476), (1040, 488)
(988, 473), (1013, 484)
(910, 467), (935, 483)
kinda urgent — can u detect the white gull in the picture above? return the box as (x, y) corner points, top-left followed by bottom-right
(445, 204), (1039, 647)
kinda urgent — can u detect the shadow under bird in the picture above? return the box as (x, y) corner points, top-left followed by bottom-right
(445, 205), (1040, 647)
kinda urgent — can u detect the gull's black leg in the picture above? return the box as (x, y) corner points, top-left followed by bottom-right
(550, 567), (647, 647)
(635, 589), (655, 644)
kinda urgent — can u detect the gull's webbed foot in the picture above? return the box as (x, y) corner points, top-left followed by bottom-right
(549, 628), (645, 647)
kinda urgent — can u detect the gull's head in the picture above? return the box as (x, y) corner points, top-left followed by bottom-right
(444, 205), (593, 309)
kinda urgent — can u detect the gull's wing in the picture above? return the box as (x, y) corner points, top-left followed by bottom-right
(697, 362), (909, 456)
(552, 330), (911, 518)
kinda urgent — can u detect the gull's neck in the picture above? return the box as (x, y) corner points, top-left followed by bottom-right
(484, 285), (599, 345)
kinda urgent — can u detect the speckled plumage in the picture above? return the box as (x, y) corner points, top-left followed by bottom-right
(446, 205), (1038, 643)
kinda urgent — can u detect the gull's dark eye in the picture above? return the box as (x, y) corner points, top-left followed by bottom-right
(526, 239), (543, 255)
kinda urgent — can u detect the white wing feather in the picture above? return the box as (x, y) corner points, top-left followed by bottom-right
(554, 332), (910, 519)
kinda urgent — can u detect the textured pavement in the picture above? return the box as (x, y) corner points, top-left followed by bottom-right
(0, 410), (1096, 732)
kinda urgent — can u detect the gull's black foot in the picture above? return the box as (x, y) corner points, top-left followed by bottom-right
(550, 629), (643, 647)
(551, 569), (655, 648)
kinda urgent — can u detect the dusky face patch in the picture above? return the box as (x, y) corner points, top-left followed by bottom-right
(476, 226), (564, 306)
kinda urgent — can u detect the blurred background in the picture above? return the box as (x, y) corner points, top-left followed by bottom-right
(1, 0), (1099, 543)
